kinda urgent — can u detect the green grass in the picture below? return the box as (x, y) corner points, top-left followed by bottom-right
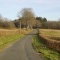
(32, 36), (60, 60)
(0, 34), (24, 50)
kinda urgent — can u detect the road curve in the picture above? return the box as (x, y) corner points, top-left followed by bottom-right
(0, 29), (44, 60)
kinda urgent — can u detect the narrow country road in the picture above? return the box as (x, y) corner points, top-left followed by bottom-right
(0, 29), (43, 60)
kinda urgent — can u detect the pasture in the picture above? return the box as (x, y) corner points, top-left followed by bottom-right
(39, 29), (60, 52)
(39, 29), (60, 41)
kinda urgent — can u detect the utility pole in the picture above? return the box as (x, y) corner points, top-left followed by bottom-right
(20, 20), (21, 29)
(20, 20), (21, 33)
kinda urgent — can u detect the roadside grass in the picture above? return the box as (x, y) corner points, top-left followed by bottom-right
(0, 34), (24, 50)
(39, 29), (60, 41)
(32, 36), (60, 60)
(0, 29), (32, 51)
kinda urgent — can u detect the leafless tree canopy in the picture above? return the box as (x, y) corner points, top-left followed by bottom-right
(0, 8), (60, 29)
(18, 8), (36, 29)
(0, 14), (15, 29)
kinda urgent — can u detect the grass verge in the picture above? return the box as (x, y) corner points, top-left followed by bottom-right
(0, 34), (24, 51)
(0, 29), (32, 51)
(32, 35), (60, 60)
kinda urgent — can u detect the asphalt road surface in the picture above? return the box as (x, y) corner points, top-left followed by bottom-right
(0, 29), (44, 60)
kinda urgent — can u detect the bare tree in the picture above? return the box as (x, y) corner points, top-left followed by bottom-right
(0, 14), (4, 28)
(3, 18), (15, 29)
(18, 8), (36, 29)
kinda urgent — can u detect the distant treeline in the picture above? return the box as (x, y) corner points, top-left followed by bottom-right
(0, 15), (60, 29)
(14, 17), (60, 29)
(0, 15), (15, 29)
(0, 8), (60, 29)
(36, 17), (60, 29)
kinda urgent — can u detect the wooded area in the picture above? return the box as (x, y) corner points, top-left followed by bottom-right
(0, 8), (60, 29)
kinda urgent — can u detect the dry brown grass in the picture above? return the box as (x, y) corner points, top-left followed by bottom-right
(0, 29), (32, 51)
(39, 29), (60, 52)
(0, 29), (32, 37)
(39, 29), (60, 41)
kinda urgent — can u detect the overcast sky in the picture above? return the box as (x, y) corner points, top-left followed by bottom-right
(0, 0), (60, 20)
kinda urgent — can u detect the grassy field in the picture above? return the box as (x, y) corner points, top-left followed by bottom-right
(39, 29), (60, 41)
(0, 29), (32, 51)
(32, 36), (60, 60)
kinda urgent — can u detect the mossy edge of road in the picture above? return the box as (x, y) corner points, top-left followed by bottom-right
(0, 34), (24, 52)
(32, 35), (60, 60)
